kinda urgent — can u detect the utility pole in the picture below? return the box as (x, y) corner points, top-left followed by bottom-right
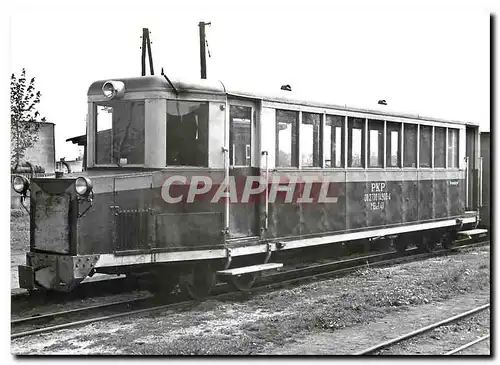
(198, 21), (211, 79)
(141, 28), (155, 76)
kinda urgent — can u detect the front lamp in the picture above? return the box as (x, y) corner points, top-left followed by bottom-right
(75, 177), (93, 197)
(102, 80), (125, 99)
(12, 175), (30, 195)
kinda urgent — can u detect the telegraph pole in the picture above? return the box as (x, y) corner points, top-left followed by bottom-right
(199, 21), (211, 79)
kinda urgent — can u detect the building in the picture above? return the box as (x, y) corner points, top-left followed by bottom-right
(18, 121), (56, 173)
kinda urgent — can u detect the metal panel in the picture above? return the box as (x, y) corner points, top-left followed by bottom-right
(346, 178), (368, 230)
(385, 175), (404, 225)
(144, 98), (167, 168)
(31, 179), (78, 254)
(208, 101), (226, 168)
(402, 171), (418, 223)
(448, 179), (464, 217)
(33, 193), (70, 253)
(77, 190), (115, 255)
(261, 107), (276, 169)
(155, 212), (224, 249)
(434, 179), (448, 218)
(418, 177), (434, 221)
(95, 215), (478, 268)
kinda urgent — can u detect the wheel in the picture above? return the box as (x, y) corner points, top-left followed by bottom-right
(179, 263), (216, 300)
(393, 237), (407, 254)
(441, 233), (455, 249)
(416, 235), (437, 253)
(148, 274), (179, 297)
(135, 271), (179, 297)
(229, 272), (261, 292)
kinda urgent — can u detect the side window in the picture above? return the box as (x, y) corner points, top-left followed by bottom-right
(229, 105), (252, 166)
(386, 122), (401, 167)
(448, 128), (459, 168)
(301, 112), (321, 167)
(324, 115), (344, 168)
(348, 117), (365, 167)
(434, 127), (446, 168)
(96, 105), (113, 165)
(403, 123), (417, 167)
(368, 119), (384, 167)
(166, 101), (209, 167)
(419, 125), (432, 168)
(276, 110), (298, 167)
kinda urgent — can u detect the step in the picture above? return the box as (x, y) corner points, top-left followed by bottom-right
(217, 262), (283, 276)
(465, 211), (479, 215)
(457, 229), (488, 238)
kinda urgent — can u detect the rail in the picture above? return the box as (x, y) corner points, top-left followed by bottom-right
(355, 303), (490, 355)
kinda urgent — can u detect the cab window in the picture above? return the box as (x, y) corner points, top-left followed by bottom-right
(166, 101), (209, 167)
(95, 101), (145, 165)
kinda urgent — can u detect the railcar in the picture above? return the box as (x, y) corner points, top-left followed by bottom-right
(14, 75), (484, 298)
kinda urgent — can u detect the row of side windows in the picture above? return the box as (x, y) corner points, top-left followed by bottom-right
(275, 109), (460, 169)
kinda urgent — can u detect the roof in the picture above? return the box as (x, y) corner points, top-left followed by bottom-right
(66, 134), (86, 145)
(87, 75), (477, 127)
(88, 76), (225, 96)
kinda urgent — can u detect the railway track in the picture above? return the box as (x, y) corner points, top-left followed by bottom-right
(355, 303), (490, 355)
(444, 334), (490, 355)
(11, 239), (489, 340)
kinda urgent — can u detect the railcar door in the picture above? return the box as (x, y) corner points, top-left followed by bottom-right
(465, 125), (480, 210)
(228, 101), (260, 238)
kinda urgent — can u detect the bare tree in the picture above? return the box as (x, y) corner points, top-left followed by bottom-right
(10, 68), (46, 169)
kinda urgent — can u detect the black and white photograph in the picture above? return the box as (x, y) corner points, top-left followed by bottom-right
(5, 0), (493, 356)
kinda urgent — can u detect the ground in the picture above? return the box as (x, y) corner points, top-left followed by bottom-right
(11, 242), (490, 355)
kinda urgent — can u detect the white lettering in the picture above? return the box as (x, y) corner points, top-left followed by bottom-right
(297, 176), (316, 203)
(211, 176), (238, 203)
(319, 177), (339, 203)
(161, 175), (187, 204)
(187, 176), (212, 203)
(241, 176), (266, 203)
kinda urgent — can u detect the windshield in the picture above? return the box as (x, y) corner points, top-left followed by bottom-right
(95, 101), (145, 165)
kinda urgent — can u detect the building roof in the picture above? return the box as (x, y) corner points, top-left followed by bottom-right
(66, 134), (86, 146)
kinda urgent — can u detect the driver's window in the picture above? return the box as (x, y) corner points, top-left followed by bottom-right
(95, 101), (145, 165)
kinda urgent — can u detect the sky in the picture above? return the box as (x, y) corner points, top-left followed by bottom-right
(7, 2), (492, 161)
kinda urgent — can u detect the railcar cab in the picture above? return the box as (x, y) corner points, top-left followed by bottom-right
(86, 76), (227, 169)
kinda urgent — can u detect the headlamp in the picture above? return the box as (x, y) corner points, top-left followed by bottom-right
(102, 80), (125, 99)
(75, 177), (93, 197)
(12, 175), (30, 195)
